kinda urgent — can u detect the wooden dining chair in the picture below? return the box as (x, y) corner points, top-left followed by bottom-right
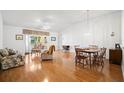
(75, 48), (88, 67)
(93, 48), (106, 67)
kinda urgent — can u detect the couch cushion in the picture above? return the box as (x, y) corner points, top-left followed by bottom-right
(8, 49), (16, 55)
(0, 49), (9, 57)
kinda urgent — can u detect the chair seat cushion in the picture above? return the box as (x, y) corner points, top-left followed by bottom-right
(41, 55), (53, 61)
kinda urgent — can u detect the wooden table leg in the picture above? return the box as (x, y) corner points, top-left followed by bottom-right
(89, 53), (91, 68)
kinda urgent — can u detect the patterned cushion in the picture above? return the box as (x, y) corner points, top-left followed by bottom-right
(17, 54), (23, 61)
(8, 49), (16, 55)
(0, 49), (9, 57)
(0, 55), (25, 70)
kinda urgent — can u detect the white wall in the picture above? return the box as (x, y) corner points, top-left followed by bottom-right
(62, 11), (121, 59)
(122, 11), (124, 46)
(49, 32), (58, 49)
(121, 11), (124, 78)
(58, 32), (62, 50)
(0, 11), (3, 49)
(3, 25), (58, 54)
(3, 25), (25, 54)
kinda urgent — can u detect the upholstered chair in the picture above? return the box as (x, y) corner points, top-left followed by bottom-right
(41, 45), (55, 61)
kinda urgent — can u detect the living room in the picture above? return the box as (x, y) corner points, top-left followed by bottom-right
(0, 10), (124, 82)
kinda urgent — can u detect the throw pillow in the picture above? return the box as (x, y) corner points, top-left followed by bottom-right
(8, 49), (16, 55)
(0, 49), (9, 57)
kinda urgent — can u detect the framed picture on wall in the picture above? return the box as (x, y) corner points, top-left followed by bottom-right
(51, 37), (56, 41)
(16, 34), (23, 40)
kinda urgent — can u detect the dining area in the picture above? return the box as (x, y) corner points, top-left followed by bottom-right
(74, 45), (106, 69)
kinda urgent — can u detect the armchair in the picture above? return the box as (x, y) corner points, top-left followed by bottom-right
(41, 45), (55, 61)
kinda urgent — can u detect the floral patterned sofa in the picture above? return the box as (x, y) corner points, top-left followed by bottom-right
(0, 48), (25, 70)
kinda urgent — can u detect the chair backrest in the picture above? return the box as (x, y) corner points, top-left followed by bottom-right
(99, 48), (106, 58)
(48, 45), (55, 55)
(75, 48), (82, 56)
(93, 48), (106, 62)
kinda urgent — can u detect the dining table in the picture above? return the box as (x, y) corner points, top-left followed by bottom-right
(31, 48), (41, 54)
(78, 48), (100, 68)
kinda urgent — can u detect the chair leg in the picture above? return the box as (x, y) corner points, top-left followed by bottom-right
(75, 57), (78, 65)
(75, 57), (77, 65)
(75, 58), (77, 65)
(79, 59), (81, 64)
(82, 59), (84, 68)
(86, 59), (88, 65)
(101, 60), (104, 68)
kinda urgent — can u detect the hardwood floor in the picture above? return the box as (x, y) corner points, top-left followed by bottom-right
(0, 51), (123, 82)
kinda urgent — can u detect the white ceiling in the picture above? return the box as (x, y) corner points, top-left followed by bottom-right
(1, 10), (119, 32)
